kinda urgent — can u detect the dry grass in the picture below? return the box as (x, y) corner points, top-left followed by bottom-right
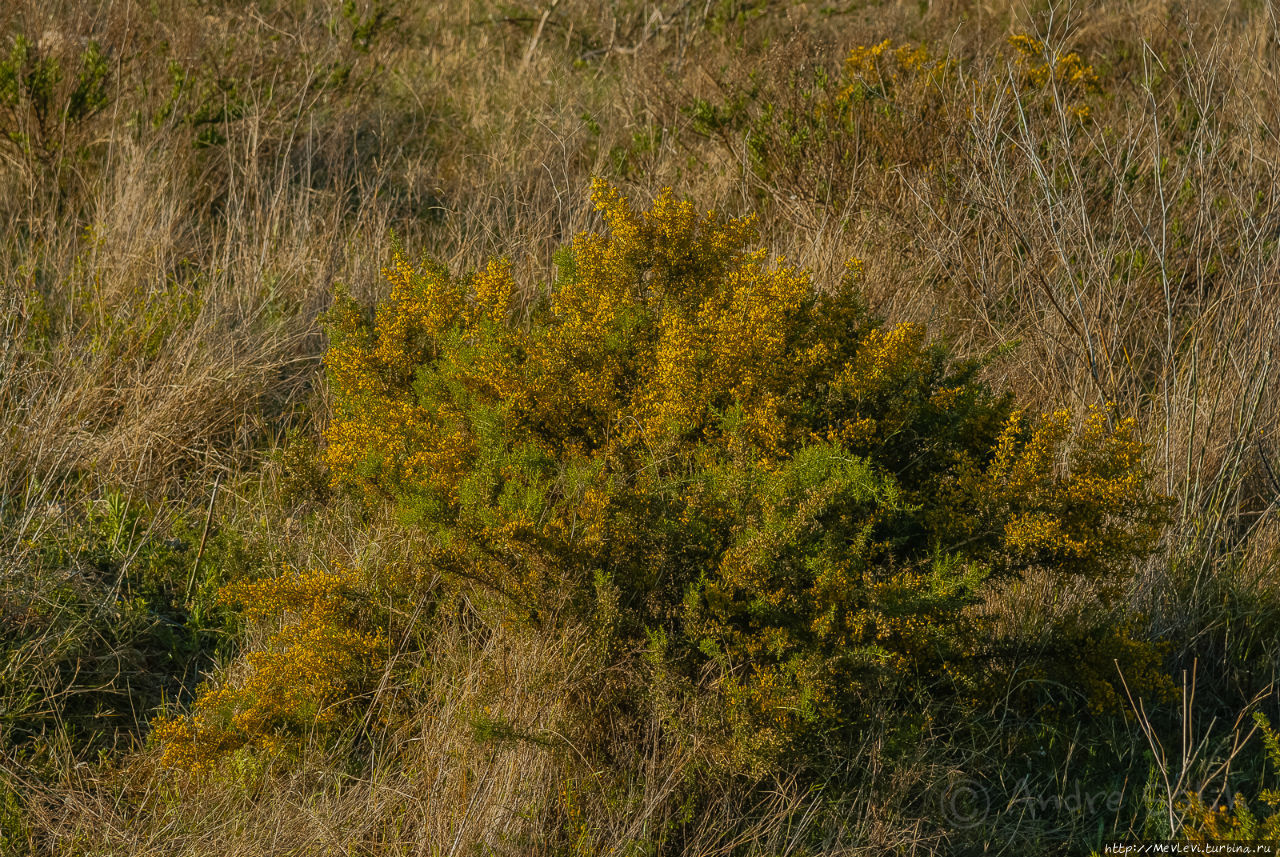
(2, 0), (1279, 853)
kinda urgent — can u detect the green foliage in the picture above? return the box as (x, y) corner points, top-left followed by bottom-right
(0, 489), (243, 761)
(341, 0), (396, 54)
(318, 180), (1169, 772)
(139, 2), (394, 152)
(277, 429), (333, 509)
(1184, 713), (1280, 840)
(84, 271), (205, 362)
(0, 32), (111, 160)
(0, 781), (30, 855)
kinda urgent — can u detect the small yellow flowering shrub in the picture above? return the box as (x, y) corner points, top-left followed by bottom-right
(744, 39), (960, 190)
(322, 180), (1167, 766)
(1007, 33), (1101, 121)
(152, 566), (384, 777)
(838, 39), (954, 103)
(1183, 713), (1280, 841)
(726, 33), (1104, 199)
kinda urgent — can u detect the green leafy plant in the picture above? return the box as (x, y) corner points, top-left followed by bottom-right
(0, 489), (238, 761)
(0, 33), (110, 161)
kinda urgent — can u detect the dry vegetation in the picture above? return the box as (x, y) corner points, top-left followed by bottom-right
(1, 0), (1279, 854)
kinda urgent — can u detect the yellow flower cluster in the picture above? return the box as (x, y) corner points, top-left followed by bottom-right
(1004, 510), (1086, 556)
(153, 565), (385, 777)
(832, 321), (927, 397)
(1187, 799), (1280, 843)
(839, 39), (951, 103)
(982, 406), (1166, 584)
(324, 178), (862, 501)
(221, 565), (357, 622)
(1007, 33), (1101, 121)
(1008, 34), (1100, 90)
(830, 34), (1100, 125)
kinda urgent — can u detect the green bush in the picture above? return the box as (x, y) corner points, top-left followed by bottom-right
(0, 32), (110, 160)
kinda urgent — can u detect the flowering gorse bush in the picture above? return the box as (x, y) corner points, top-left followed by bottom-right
(152, 565), (384, 777)
(834, 34), (1100, 122)
(1007, 33), (1101, 121)
(313, 180), (1168, 768)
